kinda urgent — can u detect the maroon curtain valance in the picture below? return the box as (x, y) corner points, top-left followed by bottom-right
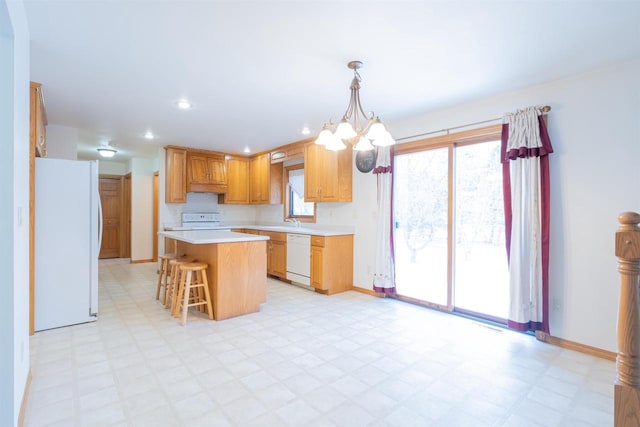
(501, 115), (554, 163)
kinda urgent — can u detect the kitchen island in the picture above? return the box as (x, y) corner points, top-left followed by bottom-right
(159, 230), (269, 320)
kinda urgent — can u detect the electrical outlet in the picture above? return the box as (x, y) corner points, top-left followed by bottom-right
(552, 300), (561, 311)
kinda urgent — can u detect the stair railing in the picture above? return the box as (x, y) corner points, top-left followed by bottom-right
(615, 211), (640, 426)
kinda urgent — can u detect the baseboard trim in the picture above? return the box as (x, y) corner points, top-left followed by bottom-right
(351, 286), (386, 297)
(18, 370), (32, 427)
(130, 259), (154, 264)
(535, 331), (616, 361)
(350, 288), (615, 361)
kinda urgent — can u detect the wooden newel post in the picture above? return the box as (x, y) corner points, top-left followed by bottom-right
(615, 211), (640, 426)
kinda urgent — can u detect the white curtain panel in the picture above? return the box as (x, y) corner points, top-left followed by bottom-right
(502, 106), (550, 331)
(373, 147), (396, 293)
(288, 168), (305, 197)
(508, 155), (543, 325)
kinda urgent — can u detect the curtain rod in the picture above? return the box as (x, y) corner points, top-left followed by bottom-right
(395, 105), (552, 142)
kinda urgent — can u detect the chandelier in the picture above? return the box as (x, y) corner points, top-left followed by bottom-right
(315, 60), (395, 151)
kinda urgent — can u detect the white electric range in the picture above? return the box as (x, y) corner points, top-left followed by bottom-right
(165, 212), (230, 231)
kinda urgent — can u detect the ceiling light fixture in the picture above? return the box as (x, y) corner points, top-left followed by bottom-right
(97, 142), (117, 158)
(243, 146), (251, 154)
(301, 126), (311, 135)
(176, 99), (192, 110)
(316, 60), (395, 151)
(144, 131), (154, 139)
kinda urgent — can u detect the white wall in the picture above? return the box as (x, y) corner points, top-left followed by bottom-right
(45, 124), (77, 160)
(98, 160), (127, 175)
(0, 0), (30, 425)
(386, 60), (640, 352)
(129, 157), (155, 261)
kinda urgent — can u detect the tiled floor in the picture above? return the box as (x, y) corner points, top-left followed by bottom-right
(25, 259), (615, 427)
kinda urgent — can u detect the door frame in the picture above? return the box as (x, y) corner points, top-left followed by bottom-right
(392, 124), (503, 317)
(153, 171), (159, 262)
(121, 173), (132, 259)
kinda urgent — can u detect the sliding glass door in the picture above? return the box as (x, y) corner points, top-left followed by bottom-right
(393, 132), (509, 322)
(394, 147), (450, 308)
(453, 140), (508, 320)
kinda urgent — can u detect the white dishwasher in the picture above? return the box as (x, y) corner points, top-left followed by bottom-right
(286, 233), (311, 286)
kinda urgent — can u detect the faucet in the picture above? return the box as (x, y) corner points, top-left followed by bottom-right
(285, 218), (301, 228)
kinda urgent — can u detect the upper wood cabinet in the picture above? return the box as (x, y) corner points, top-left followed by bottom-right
(250, 154), (270, 203)
(270, 140), (306, 164)
(250, 153), (282, 204)
(187, 151), (227, 193)
(218, 156), (250, 204)
(304, 143), (352, 202)
(30, 82), (47, 158)
(165, 147), (187, 203)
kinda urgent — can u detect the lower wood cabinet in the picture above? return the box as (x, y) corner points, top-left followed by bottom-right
(310, 234), (353, 294)
(230, 229), (354, 293)
(260, 231), (287, 279)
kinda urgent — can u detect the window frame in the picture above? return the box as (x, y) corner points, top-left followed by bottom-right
(283, 164), (316, 223)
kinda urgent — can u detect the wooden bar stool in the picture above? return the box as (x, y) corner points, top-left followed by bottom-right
(166, 257), (194, 310)
(156, 253), (182, 304)
(173, 262), (214, 325)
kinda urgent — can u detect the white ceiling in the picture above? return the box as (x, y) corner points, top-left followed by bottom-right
(24, 0), (640, 162)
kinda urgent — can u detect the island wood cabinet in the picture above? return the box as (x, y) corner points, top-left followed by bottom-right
(171, 237), (267, 320)
(310, 234), (354, 294)
(165, 146), (187, 203)
(187, 150), (227, 193)
(233, 229), (287, 279)
(218, 156), (250, 204)
(164, 237), (177, 254)
(250, 153), (283, 205)
(304, 143), (352, 202)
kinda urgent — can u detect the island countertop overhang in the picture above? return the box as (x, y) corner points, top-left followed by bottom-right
(159, 229), (269, 245)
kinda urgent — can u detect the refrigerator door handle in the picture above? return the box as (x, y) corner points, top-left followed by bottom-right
(97, 195), (103, 252)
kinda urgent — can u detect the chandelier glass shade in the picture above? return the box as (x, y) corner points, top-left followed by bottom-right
(315, 60), (396, 151)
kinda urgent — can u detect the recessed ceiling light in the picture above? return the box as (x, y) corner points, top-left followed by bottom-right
(176, 99), (192, 110)
(144, 131), (154, 139)
(301, 126), (310, 135)
(243, 146), (251, 154)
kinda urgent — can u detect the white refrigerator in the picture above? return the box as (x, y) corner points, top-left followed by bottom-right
(35, 158), (100, 331)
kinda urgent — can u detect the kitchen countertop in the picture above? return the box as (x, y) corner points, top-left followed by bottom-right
(163, 224), (354, 237)
(159, 229), (269, 244)
(240, 225), (353, 237)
